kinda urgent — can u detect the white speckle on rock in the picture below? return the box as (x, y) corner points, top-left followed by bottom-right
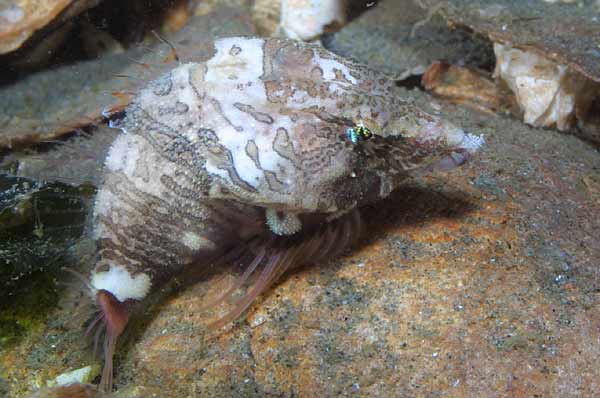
(250, 315), (266, 328)
(461, 133), (485, 153)
(48, 365), (100, 387)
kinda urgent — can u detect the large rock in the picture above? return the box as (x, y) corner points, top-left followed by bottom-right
(4, 87), (599, 397)
(323, 0), (493, 80)
(1, 2), (599, 396)
(417, 0), (600, 83)
(0, 0), (100, 54)
(0, 5), (255, 149)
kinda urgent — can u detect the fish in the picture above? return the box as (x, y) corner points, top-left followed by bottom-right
(76, 36), (483, 392)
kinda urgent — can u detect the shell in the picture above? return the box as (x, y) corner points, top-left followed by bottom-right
(280, 0), (347, 40)
(84, 36), (483, 392)
(493, 43), (598, 131)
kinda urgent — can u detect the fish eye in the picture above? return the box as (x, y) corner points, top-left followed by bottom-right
(346, 123), (373, 144)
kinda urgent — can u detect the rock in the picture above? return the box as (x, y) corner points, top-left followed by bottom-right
(323, 0), (494, 80)
(582, 174), (600, 203)
(542, 0), (577, 3)
(493, 43), (600, 132)
(0, 0), (100, 54)
(111, 385), (162, 398)
(414, 0), (600, 142)
(416, 0), (600, 84)
(0, 5), (255, 150)
(1, 125), (119, 185)
(252, 0), (280, 36)
(7, 19), (75, 69)
(27, 384), (102, 398)
(0, 175), (94, 297)
(80, 22), (125, 59)
(422, 61), (517, 116)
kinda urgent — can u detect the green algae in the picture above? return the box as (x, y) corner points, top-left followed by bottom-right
(0, 270), (58, 349)
(0, 175), (95, 350)
(0, 175), (94, 296)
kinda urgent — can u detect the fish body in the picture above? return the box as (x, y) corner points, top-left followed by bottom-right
(85, 36), (483, 391)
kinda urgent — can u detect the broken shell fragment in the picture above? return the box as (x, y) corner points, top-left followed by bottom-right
(493, 43), (599, 132)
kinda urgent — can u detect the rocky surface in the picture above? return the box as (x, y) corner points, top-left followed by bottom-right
(0, 173), (95, 299)
(422, 61), (518, 116)
(3, 86), (599, 397)
(1, 1), (599, 397)
(0, 0), (100, 54)
(0, 4), (255, 149)
(323, 0), (494, 80)
(417, 0), (600, 83)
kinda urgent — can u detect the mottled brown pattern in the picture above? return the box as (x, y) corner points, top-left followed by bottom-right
(233, 102), (274, 124)
(244, 139), (262, 169)
(92, 37), (480, 292)
(151, 72), (174, 97)
(263, 79), (294, 103)
(263, 170), (287, 193)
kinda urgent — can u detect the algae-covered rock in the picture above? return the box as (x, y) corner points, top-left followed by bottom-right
(0, 175), (94, 297)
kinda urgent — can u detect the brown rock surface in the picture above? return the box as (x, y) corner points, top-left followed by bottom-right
(1, 2), (600, 396)
(323, 0), (493, 80)
(0, 4), (255, 149)
(422, 61), (518, 116)
(416, 0), (600, 83)
(0, 0), (99, 54)
(3, 86), (599, 397)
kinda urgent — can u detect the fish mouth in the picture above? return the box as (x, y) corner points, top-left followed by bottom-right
(431, 130), (484, 172)
(432, 148), (472, 172)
